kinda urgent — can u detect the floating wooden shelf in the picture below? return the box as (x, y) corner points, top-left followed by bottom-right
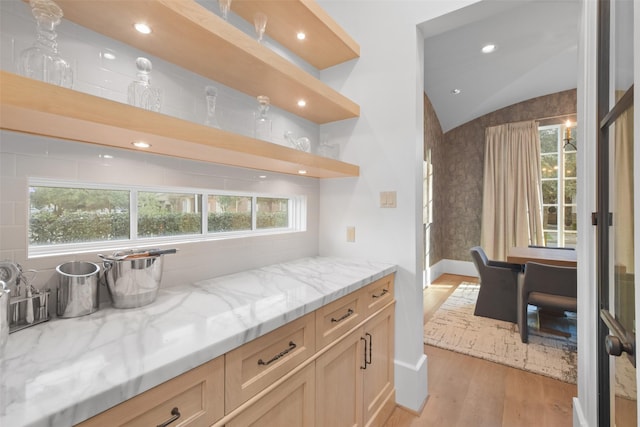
(230, 0), (360, 69)
(0, 72), (359, 179)
(53, 0), (359, 124)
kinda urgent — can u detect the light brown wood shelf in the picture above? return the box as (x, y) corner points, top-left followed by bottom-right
(53, 0), (359, 124)
(0, 72), (359, 178)
(229, 0), (359, 70)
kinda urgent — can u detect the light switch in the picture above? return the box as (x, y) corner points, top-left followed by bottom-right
(346, 226), (356, 242)
(380, 191), (397, 208)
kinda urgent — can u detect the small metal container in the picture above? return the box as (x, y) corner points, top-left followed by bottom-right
(56, 261), (100, 318)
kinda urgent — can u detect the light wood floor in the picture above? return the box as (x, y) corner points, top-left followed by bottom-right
(383, 273), (577, 427)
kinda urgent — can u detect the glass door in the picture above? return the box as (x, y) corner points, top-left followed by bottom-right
(597, 1), (636, 425)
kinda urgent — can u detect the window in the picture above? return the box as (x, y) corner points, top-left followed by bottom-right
(28, 179), (305, 257)
(539, 124), (577, 247)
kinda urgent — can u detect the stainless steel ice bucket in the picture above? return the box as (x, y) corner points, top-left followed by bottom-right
(56, 261), (100, 318)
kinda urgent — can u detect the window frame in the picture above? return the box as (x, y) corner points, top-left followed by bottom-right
(28, 178), (307, 258)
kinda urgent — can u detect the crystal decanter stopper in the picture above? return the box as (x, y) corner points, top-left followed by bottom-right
(204, 85), (221, 128)
(17, 0), (73, 88)
(254, 95), (272, 141)
(127, 57), (162, 112)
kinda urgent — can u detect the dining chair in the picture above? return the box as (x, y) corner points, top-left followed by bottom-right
(517, 261), (577, 343)
(469, 246), (523, 323)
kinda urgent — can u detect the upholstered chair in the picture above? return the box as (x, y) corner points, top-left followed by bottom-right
(469, 246), (523, 323)
(517, 262), (577, 343)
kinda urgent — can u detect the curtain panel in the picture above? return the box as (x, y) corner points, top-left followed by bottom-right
(481, 121), (544, 260)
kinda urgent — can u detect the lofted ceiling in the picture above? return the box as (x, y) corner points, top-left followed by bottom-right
(419, 0), (582, 133)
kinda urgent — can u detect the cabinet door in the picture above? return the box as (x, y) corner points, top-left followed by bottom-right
(363, 303), (395, 427)
(315, 328), (364, 427)
(226, 363), (315, 427)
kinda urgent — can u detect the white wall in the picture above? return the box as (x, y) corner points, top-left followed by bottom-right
(317, 0), (480, 412)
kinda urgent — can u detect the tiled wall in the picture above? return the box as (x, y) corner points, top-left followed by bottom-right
(433, 89), (578, 263)
(0, 0), (321, 304)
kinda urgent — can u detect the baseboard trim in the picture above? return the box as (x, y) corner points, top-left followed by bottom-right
(572, 397), (589, 427)
(427, 259), (477, 283)
(394, 353), (428, 413)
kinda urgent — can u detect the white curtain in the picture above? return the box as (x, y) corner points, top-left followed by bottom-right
(614, 104), (634, 273)
(481, 121), (544, 260)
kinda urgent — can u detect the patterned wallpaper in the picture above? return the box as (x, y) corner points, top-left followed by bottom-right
(426, 89), (577, 265)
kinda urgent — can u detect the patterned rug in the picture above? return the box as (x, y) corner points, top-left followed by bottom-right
(423, 282), (578, 383)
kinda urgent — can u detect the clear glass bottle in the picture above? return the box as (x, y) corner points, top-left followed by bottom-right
(218, 0), (232, 21)
(17, 0), (73, 88)
(127, 57), (162, 112)
(204, 85), (221, 128)
(254, 95), (272, 141)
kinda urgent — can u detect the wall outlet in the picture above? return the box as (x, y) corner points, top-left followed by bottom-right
(346, 226), (356, 242)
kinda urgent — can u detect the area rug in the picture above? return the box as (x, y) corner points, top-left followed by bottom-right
(423, 282), (578, 383)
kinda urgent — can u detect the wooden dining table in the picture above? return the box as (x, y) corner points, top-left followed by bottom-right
(507, 246), (577, 267)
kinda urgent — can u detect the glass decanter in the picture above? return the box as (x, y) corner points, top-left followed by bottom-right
(219, 0), (232, 21)
(127, 57), (162, 112)
(204, 85), (221, 128)
(17, 0), (73, 88)
(254, 95), (272, 141)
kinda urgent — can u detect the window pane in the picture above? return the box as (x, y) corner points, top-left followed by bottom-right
(542, 181), (558, 204)
(138, 192), (202, 237)
(541, 154), (558, 178)
(257, 197), (289, 229)
(564, 206), (577, 231)
(543, 205), (558, 230)
(544, 231), (558, 246)
(29, 186), (130, 245)
(208, 195), (252, 232)
(564, 179), (577, 204)
(564, 152), (577, 177)
(540, 128), (559, 153)
(564, 232), (577, 248)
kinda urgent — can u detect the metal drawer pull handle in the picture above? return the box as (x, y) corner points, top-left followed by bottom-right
(372, 289), (388, 299)
(258, 341), (297, 366)
(157, 407), (181, 427)
(360, 336), (368, 370)
(366, 332), (372, 365)
(331, 308), (354, 323)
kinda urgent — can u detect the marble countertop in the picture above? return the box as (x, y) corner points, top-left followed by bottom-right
(0, 256), (396, 427)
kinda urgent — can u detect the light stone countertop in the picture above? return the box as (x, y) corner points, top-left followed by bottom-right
(0, 256), (396, 427)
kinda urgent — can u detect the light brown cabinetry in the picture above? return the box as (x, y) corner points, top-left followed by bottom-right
(1, 0), (361, 178)
(316, 303), (395, 427)
(225, 312), (316, 412)
(73, 274), (395, 427)
(226, 363), (316, 427)
(75, 356), (224, 427)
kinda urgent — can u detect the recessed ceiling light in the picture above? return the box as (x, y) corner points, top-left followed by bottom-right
(132, 141), (151, 148)
(99, 154), (114, 159)
(451, 89), (461, 95)
(103, 52), (116, 60)
(298, 169), (307, 175)
(481, 44), (496, 54)
(297, 99), (306, 107)
(297, 32), (306, 40)
(258, 175), (267, 179)
(134, 23), (152, 34)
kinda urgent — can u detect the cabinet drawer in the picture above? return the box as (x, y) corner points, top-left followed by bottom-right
(361, 274), (394, 318)
(76, 356), (224, 427)
(226, 363), (316, 427)
(315, 289), (363, 349)
(225, 312), (316, 412)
